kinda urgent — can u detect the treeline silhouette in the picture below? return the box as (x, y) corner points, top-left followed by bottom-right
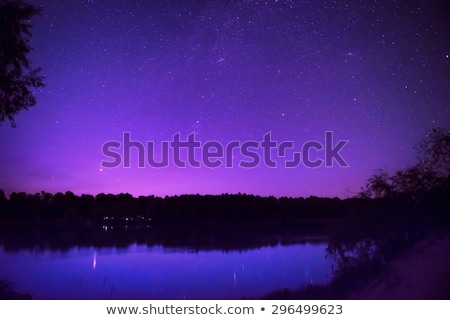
(0, 190), (369, 225)
(1, 188), (447, 227)
(0, 182), (448, 252)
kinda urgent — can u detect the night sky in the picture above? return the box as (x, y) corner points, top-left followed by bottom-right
(0, 0), (449, 198)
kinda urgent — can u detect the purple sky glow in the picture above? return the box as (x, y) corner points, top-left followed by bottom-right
(0, 0), (449, 198)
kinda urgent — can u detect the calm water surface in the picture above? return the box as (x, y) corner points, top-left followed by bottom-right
(0, 241), (332, 299)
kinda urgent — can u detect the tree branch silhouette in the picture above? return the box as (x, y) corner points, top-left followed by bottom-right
(0, 0), (45, 127)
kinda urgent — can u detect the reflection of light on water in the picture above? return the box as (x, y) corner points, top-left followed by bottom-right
(93, 251), (97, 269)
(305, 268), (314, 284)
(0, 240), (331, 299)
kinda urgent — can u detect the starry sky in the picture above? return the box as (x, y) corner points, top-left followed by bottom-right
(0, 0), (449, 198)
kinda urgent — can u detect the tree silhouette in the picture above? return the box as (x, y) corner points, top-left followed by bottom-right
(0, 0), (45, 127)
(360, 127), (450, 200)
(359, 168), (392, 199)
(415, 127), (450, 179)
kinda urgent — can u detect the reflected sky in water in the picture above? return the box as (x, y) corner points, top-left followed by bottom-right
(0, 241), (332, 299)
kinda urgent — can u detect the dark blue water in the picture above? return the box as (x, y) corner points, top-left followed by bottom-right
(0, 241), (332, 299)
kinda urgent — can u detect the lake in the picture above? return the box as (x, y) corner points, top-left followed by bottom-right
(0, 240), (333, 299)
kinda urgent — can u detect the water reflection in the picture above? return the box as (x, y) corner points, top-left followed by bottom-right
(0, 241), (331, 299)
(92, 251), (97, 270)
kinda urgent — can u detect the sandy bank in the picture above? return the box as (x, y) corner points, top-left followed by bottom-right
(350, 233), (450, 299)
